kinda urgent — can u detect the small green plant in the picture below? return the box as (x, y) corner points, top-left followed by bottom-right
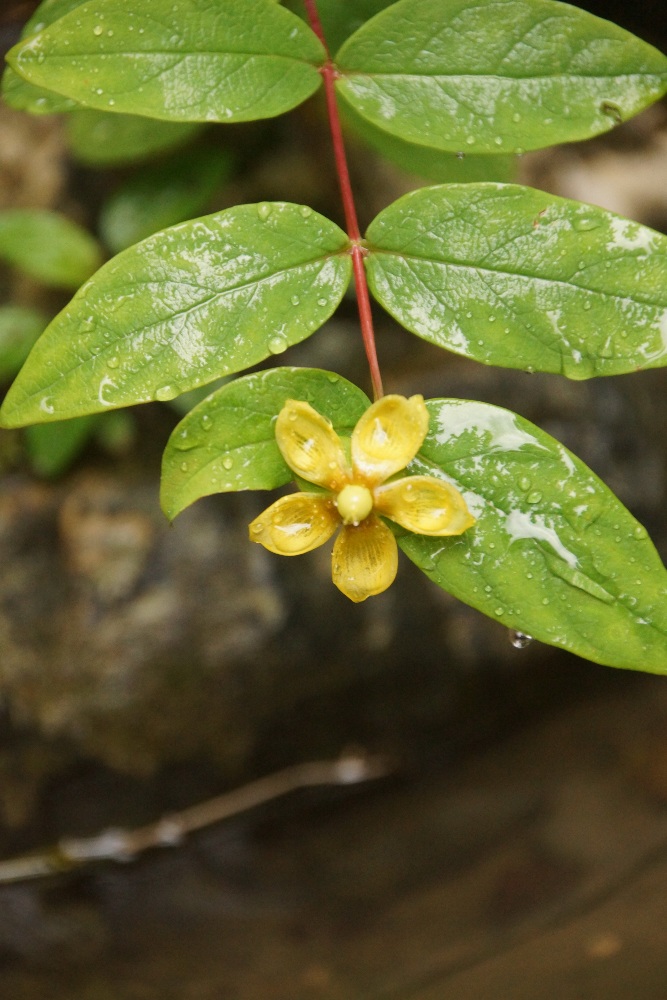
(1, 0), (666, 669)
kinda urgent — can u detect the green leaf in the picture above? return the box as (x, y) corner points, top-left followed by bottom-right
(285, 0), (396, 55)
(365, 183), (667, 378)
(335, 0), (667, 154)
(0, 306), (48, 382)
(0, 209), (103, 289)
(399, 399), (667, 671)
(7, 0), (324, 123)
(341, 101), (515, 184)
(0, 203), (352, 426)
(66, 110), (203, 167)
(100, 145), (234, 253)
(24, 414), (99, 477)
(1, 0), (88, 114)
(161, 367), (370, 519)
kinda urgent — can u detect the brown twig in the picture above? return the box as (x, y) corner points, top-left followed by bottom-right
(0, 751), (389, 885)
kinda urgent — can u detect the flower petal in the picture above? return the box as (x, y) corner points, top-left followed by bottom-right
(331, 516), (398, 602)
(375, 475), (476, 535)
(249, 493), (338, 555)
(275, 400), (349, 489)
(351, 394), (429, 484)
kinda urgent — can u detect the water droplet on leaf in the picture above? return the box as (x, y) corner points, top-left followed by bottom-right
(200, 414), (212, 430)
(222, 456), (233, 470)
(257, 202), (272, 221)
(509, 630), (533, 649)
(268, 335), (288, 354)
(154, 385), (173, 401)
(527, 491), (542, 504)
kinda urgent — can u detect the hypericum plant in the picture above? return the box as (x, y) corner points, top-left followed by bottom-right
(1, 0), (666, 669)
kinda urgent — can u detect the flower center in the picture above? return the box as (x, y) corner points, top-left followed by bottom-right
(336, 484), (373, 526)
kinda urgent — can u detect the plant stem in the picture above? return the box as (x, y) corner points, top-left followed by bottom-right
(304, 0), (384, 400)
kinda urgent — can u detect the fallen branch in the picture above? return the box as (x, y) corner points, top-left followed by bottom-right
(0, 751), (389, 884)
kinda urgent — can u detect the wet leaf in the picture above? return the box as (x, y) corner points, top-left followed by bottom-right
(365, 184), (667, 377)
(161, 368), (370, 519)
(399, 399), (667, 671)
(0, 209), (103, 289)
(0, 203), (352, 426)
(0, 306), (48, 382)
(1, 0), (87, 114)
(66, 110), (203, 167)
(100, 145), (234, 253)
(336, 0), (667, 154)
(341, 101), (515, 183)
(7, 0), (324, 123)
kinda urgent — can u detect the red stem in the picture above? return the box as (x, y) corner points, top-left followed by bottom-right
(304, 0), (384, 401)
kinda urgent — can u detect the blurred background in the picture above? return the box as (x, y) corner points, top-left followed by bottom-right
(0, 1), (666, 997)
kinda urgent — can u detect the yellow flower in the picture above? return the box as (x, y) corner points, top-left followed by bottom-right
(248, 394), (475, 602)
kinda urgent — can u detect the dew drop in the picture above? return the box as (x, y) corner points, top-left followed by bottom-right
(633, 524), (647, 540)
(512, 112), (521, 123)
(222, 456), (233, 470)
(200, 414), (213, 430)
(317, 297), (328, 307)
(257, 202), (272, 221)
(456, 151), (465, 160)
(290, 294), (300, 306)
(527, 491), (542, 504)
(494, 607), (504, 616)
(93, 24), (103, 35)
(465, 311), (473, 319)
(509, 629), (533, 649)
(108, 98), (115, 107)
(154, 385), (173, 401)
(180, 461), (189, 473)
(268, 335), (288, 354)
(488, 314), (496, 323)
(466, 136), (475, 145)
(299, 205), (312, 218)
(107, 356), (119, 369)
(494, 136), (503, 146)
(542, 597), (550, 606)
(518, 476), (531, 491)
(251, 522), (264, 535)
(583, 301), (592, 311)
(326, 373), (339, 384)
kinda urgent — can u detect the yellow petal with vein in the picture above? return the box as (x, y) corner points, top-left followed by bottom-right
(375, 476), (476, 535)
(276, 400), (349, 489)
(249, 493), (338, 555)
(331, 517), (398, 602)
(351, 395), (429, 485)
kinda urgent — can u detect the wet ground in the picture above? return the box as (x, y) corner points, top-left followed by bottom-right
(1, 670), (667, 999)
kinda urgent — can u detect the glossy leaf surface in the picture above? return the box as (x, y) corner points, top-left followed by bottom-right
(0, 306), (48, 382)
(0, 209), (103, 289)
(400, 399), (667, 671)
(1, 0), (87, 114)
(100, 145), (233, 253)
(336, 0), (667, 154)
(342, 101), (515, 183)
(0, 204), (352, 426)
(7, 0), (324, 123)
(365, 184), (667, 377)
(66, 110), (203, 166)
(161, 368), (370, 519)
